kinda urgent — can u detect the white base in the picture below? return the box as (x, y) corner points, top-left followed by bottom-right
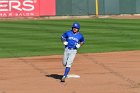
(67, 74), (80, 78)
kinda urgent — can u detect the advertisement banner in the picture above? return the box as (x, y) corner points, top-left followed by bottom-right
(0, 0), (56, 17)
(40, 0), (56, 16)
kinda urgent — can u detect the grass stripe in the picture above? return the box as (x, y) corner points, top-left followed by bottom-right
(0, 18), (139, 58)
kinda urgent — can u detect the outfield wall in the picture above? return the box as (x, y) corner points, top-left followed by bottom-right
(57, 0), (140, 15)
(99, 0), (138, 15)
(56, 0), (96, 16)
(0, 0), (140, 17)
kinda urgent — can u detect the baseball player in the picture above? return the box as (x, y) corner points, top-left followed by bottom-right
(61, 22), (85, 82)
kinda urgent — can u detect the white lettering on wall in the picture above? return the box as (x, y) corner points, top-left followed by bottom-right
(0, 0), (35, 12)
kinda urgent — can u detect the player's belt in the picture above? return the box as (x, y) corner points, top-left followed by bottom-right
(67, 47), (76, 50)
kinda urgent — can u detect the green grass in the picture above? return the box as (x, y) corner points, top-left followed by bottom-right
(0, 18), (140, 58)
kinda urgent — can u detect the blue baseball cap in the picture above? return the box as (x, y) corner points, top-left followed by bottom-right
(72, 22), (80, 30)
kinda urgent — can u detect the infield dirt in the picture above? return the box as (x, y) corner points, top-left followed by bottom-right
(0, 50), (140, 93)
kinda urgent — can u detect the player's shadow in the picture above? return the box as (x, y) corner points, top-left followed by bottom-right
(46, 74), (63, 80)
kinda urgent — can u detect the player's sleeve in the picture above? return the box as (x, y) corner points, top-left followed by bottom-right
(61, 32), (68, 41)
(79, 35), (85, 43)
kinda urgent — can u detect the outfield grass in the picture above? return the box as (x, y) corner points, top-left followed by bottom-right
(0, 18), (140, 58)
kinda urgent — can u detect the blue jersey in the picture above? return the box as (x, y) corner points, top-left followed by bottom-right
(61, 30), (85, 49)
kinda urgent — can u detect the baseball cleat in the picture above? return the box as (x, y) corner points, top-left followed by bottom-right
(61, 76), (66, 82)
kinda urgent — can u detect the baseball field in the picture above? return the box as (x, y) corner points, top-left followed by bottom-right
(0, 18), (140, 57)
(0, 17), (140, 93)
